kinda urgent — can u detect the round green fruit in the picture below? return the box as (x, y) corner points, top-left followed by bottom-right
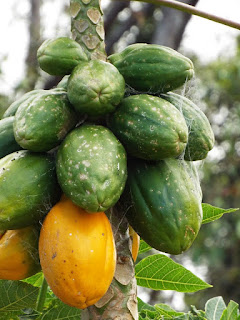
(67, 60), (125, 117)
(56, 124), (127, 212)
(14, 90), (77, 152)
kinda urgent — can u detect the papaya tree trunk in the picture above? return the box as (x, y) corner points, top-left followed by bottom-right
(70, 0), (107, 61)
(69, 0), (138, 318)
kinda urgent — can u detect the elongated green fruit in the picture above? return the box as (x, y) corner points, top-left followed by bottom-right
(108, 43), (194, 93)
(37, 37), (88, 76)
(0, 117), (22, 159)
(108, 94), (188, 160)
(162, 92), (215, 160)
(123, 158), (202, 255)
(0, 150), (61, 230)
(67, 60), (125, 117)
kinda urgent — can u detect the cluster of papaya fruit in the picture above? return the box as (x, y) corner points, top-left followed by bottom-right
(0, 36), (214, 309)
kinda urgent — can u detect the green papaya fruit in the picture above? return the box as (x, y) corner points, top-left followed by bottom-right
(2, 89), (45, 119)
(0, 117), (22, 158)
(162, 92), (215, 161)
(108, 94), (188, 160)
(108, 43), (194, 93)
(14, 90), (77, 152)
(56, 124), (127, 212)
(37, 37), (88, 75)
(0, 150), (61, 230)
(123, 158), (202, 255)
(67, 60), (125, 117)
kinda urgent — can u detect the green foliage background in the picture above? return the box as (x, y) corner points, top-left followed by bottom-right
(183, 35), (240, 309)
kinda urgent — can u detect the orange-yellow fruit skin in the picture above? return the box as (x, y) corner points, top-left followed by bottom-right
(39, 196), (116, 309)
(0, 226), (41, 280)
(129, 226), (140, 262)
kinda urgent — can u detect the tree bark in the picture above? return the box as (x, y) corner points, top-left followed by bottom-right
(70, 0), (106, 61)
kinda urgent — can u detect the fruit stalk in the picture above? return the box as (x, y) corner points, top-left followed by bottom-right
(70, 0), (107, 60)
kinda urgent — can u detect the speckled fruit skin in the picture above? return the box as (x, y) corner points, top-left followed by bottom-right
(2, 89), (46, 119)
(0, 226), (41, 280)
(108, 43), (194, 93)
(0, 150), (61, 230)
(162, 92), (215, 161)
(0, 117), (22, 159)
(14, 90), (77, 152)
(39, 196), (116, 309)
(108, 94), (188, 160)
(67, 60), (125, 117)
(56, 124), (127, 212)
(123, 158), (202, 255)
(37, 37), (88, 76)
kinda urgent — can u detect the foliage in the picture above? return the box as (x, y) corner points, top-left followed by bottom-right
(201, 204), (239, 224)
(183, 36), (240, 308)
(138, 296), (240, 320)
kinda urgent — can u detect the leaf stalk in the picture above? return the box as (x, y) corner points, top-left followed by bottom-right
(36, 277), (48, 312)
(119, 0), (240, 30)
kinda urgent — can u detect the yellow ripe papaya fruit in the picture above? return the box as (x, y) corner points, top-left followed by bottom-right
(39, 196), (116, 309)
(129, 226), (140, 262)
(0, 226), (41, 280)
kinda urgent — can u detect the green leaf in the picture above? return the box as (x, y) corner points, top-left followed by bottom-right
(21, 273), (44, 288)
(0, 311), (23, 320)
(205, 297), (226, 320)
(202, 203), (239, 224)
(0, 280), (39, 312)
(220, 300), (239, 320)
(135, 254), (212, 293)
(41, 299), (81, 320)
(138, 298), (155, 312)
(155, 304), (184, 318)
(139, 240), (152, 254)
(190, 305), (206, 319)
(139, 309), (161, 320)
